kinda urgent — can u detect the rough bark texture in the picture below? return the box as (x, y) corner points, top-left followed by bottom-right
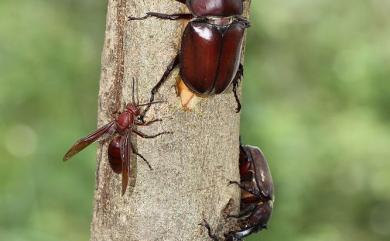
(91, 1), (251, 240)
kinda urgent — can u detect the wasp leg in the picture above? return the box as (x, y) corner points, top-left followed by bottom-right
(130, 142), (152, 170)
(132, 129), (172, 139)
(135, 118), (162, 126)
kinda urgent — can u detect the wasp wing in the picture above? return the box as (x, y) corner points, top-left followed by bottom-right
(63, 121), (116, 161)
(120, 132), (131, 195)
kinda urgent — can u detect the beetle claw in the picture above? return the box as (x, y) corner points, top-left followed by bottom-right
(199, 219), (219, 241)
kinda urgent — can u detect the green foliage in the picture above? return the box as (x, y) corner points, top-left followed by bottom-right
(0, 0), (389, 241)
(243, 1), (390, 241)
(0, 0), (105, 240)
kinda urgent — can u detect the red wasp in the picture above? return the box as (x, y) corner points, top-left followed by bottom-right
(63, 79), (171, 195)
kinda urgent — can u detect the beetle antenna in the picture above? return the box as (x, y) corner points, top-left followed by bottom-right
(137, 101), (166, 107)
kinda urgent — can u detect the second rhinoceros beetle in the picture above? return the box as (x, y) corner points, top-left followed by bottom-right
(129, 0), (250, 117)
(226, 144), (274, 240)
(201, 144), (274, 241)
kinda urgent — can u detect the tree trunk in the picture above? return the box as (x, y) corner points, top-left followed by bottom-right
(90, 1), (251, 240)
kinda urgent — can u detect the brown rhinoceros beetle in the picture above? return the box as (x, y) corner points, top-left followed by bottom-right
(129, 0), (250, 116)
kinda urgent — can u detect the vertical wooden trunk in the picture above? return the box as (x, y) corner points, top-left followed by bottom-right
(91, 1), (251, 240)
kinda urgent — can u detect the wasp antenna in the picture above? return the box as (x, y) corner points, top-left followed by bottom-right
(137, 100), (166, 107)
(136, 78), (140, 105)
(132, 77), (136, 104)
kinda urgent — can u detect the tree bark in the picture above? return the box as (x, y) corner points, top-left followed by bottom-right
(91, 1), (251, 240)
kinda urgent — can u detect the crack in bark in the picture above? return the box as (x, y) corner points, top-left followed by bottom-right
(111, 0), (127, 111)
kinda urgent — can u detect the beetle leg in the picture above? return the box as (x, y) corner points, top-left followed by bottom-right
(130, 142), (153, 170)
(132, 129), (173, 139)
(174, 0), (187, 4)
(224, 232), (243, 241)
(227, 205), (256, 219)
(135, 118), (162, 126)
(235, 16), (251, 28)
(199, 219), (219, 241)
(129, 12), (193, 21)
(232, 64), (244, 113)
(226, 227), (255, 241)
(228, 181), (259, 197)
(140, 55), (180, 120)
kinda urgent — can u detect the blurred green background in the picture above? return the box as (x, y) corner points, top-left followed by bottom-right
(1, 0), (389, 240)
